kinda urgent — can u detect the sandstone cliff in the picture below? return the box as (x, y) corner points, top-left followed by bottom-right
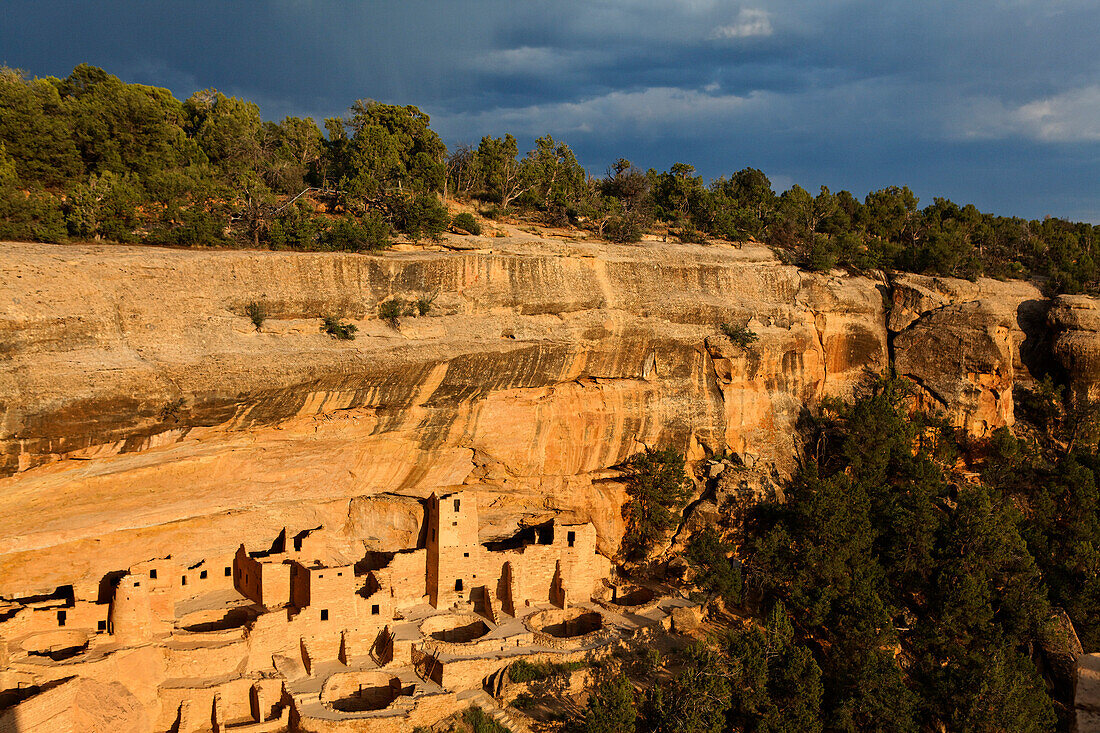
(0, 236), (1094, 599)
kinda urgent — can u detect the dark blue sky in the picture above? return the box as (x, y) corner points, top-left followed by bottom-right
(5, 1), (1100, 222)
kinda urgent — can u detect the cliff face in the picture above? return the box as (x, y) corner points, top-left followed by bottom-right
(0, 237), (1092, 599)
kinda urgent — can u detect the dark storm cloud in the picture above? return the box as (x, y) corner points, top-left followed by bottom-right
(3, 0), (1100, 221)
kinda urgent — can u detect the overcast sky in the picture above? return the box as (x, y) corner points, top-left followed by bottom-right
(5, 1), (1100, 221)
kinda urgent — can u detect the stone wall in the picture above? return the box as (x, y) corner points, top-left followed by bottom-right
(0, 677), (148, 733)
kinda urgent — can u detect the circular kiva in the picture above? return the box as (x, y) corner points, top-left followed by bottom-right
(178, 605), (258, 633)
(418, 613), (491, 644)
(526, 607), (604, 639)
(21, 629), (91, 661)
(320, 671), (406, 713)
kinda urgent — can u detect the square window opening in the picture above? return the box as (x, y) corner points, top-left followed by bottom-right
(149, 569), (157, 579)
(371, 604), (380, 615)
(97, 620), (106, 631)
(225, 567), (231, 576)
(200, 570), (207, 580)
(320, 609), (329, 621)
(455, 579), (463, 592)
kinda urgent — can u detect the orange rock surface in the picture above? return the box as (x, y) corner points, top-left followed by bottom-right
(2, 234), (1097, 731)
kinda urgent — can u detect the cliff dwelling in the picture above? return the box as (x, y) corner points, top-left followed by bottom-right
(0, 490), (690, 732)
(4, 230), (1098, 732)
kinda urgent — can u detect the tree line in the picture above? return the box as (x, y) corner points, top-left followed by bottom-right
(2, 64), (1099, 293)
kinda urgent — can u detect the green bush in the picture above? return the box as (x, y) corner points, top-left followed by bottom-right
(150, 204), (229, 247)
(805, 234), (839, 272)
(603, 214), (643, 243)
(320, 314), (357, 340)
(415, 292), (437, 316)
(245, 300), (266, 330)
(508, 659), (587, 683)
(582, 671), (637, 733)
(268, 209), (323, 250)
(676, 225), (707, 244)
(461, 706), (510, 733)
(64, 171), (141, 242)
(320, 213), (390, 252)
(390, 192), (449, 241)
(0, 186), (66, 243)
(510, 693), (536, 710)
(452, 211), (481, 235)
(720, 322), (758, 348)
(378, 299), (404, 328)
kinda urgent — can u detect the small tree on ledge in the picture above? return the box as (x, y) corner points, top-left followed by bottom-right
(720, 322), (758, 348)
(620, 447), (691, 560)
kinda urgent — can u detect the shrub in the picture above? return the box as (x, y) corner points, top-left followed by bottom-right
(805, 234), (838, 272)
(378, 299), (404, 328)
(159, 397), (186, 423)
(268, 209), (323, 250)
(245, 300), (266, 330)
(603, 214), (643, 243)
(64, 171), (142, 242)
(462, 706), (510, 733)
(720, 322), (758, 348)
(508, 659), (587, 683)
(511, 693), (536, 710)
(0, 186), (66, 243)
(415, 292), (437, 316)
(452, 211), (481, 235)
(151, 204), (229, 247)
(321, 213), (390, 252)
(359, 211), (392, 250)
(582, 671), (637, 733)
(677, 225), (707, 244)
(320, 314), (357, 340)
(636, 647), (661, 677)
(391, 192), (449, 241)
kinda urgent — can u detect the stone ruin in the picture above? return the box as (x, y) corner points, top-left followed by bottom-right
(0, 491), (700, 732)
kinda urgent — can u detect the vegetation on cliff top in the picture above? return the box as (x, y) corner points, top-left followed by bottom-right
(2, 64), (1099, 293)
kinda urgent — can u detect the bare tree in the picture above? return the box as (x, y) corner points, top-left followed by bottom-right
(445, 143), (476, 200)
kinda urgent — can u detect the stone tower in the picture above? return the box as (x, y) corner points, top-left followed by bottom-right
(108, 573), (154, 644)
(425, 491), (480, 608)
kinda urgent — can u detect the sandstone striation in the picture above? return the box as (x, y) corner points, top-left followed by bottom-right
(1, 234), (1099, 731)
(0, 238), (891, 597)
